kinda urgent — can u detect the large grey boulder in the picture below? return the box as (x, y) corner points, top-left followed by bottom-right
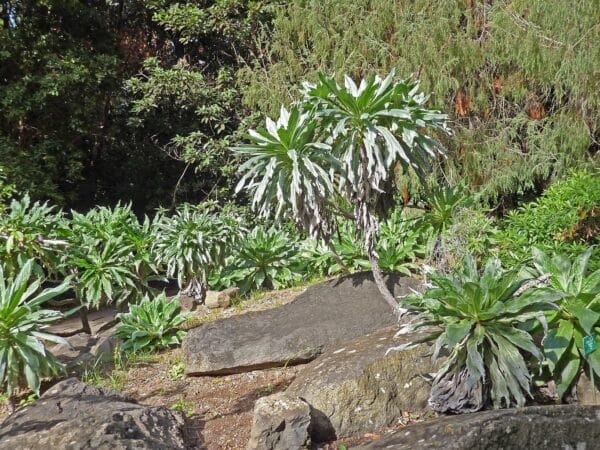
(183, 272), (422, 375)
(286, 327), (436, 441)
(356, 404), (600, 449)
(0, 378), (185, 450)
(246, 393), (311, 450)
(248, 328), (436, 445)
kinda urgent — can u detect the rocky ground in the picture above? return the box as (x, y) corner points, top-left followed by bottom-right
(0, 276), (429, 449)
(3, 274), (600, 450)
(0, 285), (307, 448)
(123, 349), (300, 450)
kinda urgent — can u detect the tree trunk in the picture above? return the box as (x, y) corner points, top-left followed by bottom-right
(365, 224), (407, 319)
(7, 395), (15, 414)
(80, 306), (92, 334)
(368, 250), (407, 319)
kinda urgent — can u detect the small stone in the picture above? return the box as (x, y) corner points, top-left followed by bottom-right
(205, 290), (222, 309)
(90, 332), (119, 363)
(205, 287), (239, 309)
(575, 373), (600, 405)
(247, 393), (310, 450)
(217, 287), (240, 308)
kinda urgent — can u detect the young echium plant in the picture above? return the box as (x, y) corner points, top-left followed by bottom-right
(58, 204), (152, 334)
(0, 260), (70, 413)
(220, 226), (302, 294)
(0, 194), (65, 279)
(389, 256), (561, 413)
(529, 247), (600, 398)
(153, 203), (242, 302)
(115, 292), (188, 353)
(234, 70), (451, 316)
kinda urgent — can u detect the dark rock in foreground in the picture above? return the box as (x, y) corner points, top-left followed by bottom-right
(356, 404), (600, 449)
(183, 272), (423, 375)
(0, 378), (185, 450)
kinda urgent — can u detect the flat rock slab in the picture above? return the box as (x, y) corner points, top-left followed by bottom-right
(52, 327), (119, 369)
(0, 378), (185, 450)
(356, 404), (600, 449)
(47, 307), (117, 337)
(183, 272), (423, 375)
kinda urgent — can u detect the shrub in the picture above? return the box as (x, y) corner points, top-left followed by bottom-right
(220, 226), (302, 294)
(393, 256), (560, 412)
(0, 194), (63, 278)
(377, 208), (426, 275)
(0, 259), (69, 412)
(153, 203), (242, 300)
(57, 204), (156, 333)
(529, 247), (600, 398)
(115, 292), (188, 353)
(417, 183), (472, 236)
(66, 205), (158, 286)
(434, 207), (499, 271)
(499, 170), (600, 270)
(66, 235), (138, 309)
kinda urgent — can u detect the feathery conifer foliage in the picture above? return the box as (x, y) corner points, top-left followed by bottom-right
(241, 0), (600, 203)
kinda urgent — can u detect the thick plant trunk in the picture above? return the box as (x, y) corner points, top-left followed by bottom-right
(80, 306), (92, 334)
(429, 367), (485, 414)
(7, 395), (15, 414)
(364, 219), (407, 319)
(368, 250), (407, 319)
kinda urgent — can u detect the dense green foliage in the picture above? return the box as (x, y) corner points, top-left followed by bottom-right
(499, 170), (600, 269)
(0, 260), (68, 404)
(2, 0), (598, 213)
(241, 0), (600, 203)
(115, 292), (188, 353)
(0, 0), (279, 211)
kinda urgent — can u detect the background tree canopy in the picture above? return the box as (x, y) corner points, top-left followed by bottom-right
(0, 0), (598, 213)
(0, 0), (280, 213)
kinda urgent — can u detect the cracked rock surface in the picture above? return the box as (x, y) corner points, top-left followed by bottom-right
(0, 378), (185, 450)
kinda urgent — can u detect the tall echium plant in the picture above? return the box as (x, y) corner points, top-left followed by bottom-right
(235, 70), (451, 316)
